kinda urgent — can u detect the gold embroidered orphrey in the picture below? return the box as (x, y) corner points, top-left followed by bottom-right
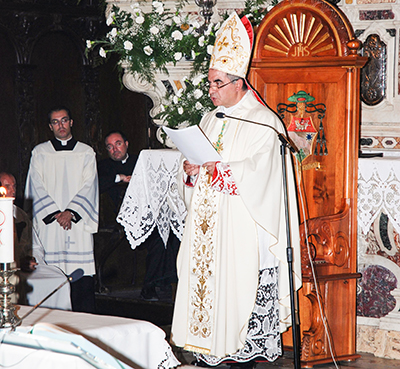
(185, 169), (217, 354)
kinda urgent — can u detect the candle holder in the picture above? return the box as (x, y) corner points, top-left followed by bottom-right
(195, 0), (217, 33)
(0, 262), (21, 328)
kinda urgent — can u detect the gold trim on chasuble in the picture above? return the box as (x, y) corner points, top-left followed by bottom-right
(185, 168), (218, 354)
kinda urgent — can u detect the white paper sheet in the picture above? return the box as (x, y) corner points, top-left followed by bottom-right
(163, 126), (222, 165)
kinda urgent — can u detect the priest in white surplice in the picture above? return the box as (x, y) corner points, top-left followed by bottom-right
(170, 13), (302, 367)
(25, 106), (98, 313)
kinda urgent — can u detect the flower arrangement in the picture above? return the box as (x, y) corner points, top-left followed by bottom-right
(87, 0), (278, 129)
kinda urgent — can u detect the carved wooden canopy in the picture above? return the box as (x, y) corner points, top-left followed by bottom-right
(253, 0), (359, 61)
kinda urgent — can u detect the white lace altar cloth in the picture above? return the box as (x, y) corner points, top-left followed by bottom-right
(358, 157), (400, 236)
(117, 149), (187, 249)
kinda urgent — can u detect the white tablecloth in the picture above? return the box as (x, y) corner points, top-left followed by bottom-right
(25, 264), (72, 310)
(0, 305), (180, 369)
(358, 156), (400, 235)
(117, 149), (187, 249)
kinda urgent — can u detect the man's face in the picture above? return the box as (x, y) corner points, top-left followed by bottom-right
(208, 69), (241, 108)
(49, 109), (73, 141)
(0, 174), (16, 197)
(105, 133), (129, 162)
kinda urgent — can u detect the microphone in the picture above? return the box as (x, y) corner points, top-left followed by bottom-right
(14, 268), (84, 327)
(215, 112), (298, 153)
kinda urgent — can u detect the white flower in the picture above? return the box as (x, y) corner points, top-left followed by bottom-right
(109, 28), (118, 38)
(99, 47), (107, 58)
(173, 16), (181, 25)
(207, 45), (214, 55)
(172, 30), (183, 41)
(144, 46), (153, 56)
(192, 74), (205, 86)
(173, 96), (179, 104)
(86, 40), (92, 49)
(165, 18), (172, 26)
(205, 23), (213, 36)
(178, 107), (184, 115)
(194, 89), (203, 99)
(215, 22), (221, 30)
(124, 41), (133, 51)
(136, 15), (145, 24)
(195, 102), (203, 110)
(106, 12), (114, 26)
(174, 52), (183, 61)
(155, 5), (164, 15)
(150, 26), (160, 35)
(152, 2), (164, 14)
(192, 20), (200, 29)
(178, 121), (190, 128)
(121, 28), (130, 37)
(183, 27), (193, 36)
(191, 50), (196, 60)
(176, 88), (183, 97)
(198, 36), (205, 47)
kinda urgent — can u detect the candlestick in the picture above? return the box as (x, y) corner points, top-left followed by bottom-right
(0, 262), (21, 328)
(0, 197), (14, 264)
(0, 191), (20, 328)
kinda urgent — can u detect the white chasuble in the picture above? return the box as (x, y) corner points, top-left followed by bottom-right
(171, 92), (302, 361)
(25, 141), (99, 276)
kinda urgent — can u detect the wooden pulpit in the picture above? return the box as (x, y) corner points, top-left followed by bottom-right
(249, 0), (367, 367)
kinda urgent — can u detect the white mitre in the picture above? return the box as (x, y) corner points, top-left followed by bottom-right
(209, 12), (253, 78)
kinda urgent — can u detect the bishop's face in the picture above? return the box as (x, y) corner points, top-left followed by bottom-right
(49, 109), (73, 141)
(208, 69), (242, 108)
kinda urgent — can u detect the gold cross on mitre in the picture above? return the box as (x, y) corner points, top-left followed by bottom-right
(217, 36), (229, 52)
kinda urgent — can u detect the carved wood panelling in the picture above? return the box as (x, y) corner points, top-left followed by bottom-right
(250, 0), (366, 366)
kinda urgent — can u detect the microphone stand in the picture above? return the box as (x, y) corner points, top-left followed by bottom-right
(216, 112), (301, 368)
(279, 139), (301, 369)
(17, 278), (71, 324)
(13, 268), (84, 329)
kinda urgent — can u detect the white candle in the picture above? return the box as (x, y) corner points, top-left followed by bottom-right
(0, 197), (14, 263)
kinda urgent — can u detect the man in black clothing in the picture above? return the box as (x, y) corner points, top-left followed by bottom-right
(98, 131), (137, 214)
(98, 131), (167, 301)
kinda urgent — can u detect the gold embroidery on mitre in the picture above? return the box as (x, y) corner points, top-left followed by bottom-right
(188, 170), (216, 340)
(216, 35), (229, 52)
(210, 14), (250, 77)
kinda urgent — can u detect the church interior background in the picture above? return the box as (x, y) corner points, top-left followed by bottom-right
(2, 0), (400, 363)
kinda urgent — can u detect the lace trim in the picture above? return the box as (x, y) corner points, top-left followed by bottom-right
(196, 267), (281, 364)
(358, 162), (400, 235)
(211, 162), (239, 196)
(117, 151), (187, 248)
